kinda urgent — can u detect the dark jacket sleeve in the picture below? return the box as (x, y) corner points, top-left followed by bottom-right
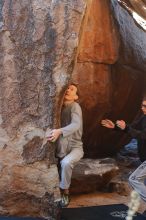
(124, 116), (146, 139)
(125, 125), (146, 139)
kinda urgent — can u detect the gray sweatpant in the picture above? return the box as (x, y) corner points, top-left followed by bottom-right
(59, 147), (84, 189)
(129, 160), (146, 202)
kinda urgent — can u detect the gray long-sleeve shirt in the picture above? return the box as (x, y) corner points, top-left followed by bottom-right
(56, 102), (83, 158)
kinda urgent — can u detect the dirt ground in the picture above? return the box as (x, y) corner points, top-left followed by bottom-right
(69, 191), (146, 215)
(68, 152), (146, 215)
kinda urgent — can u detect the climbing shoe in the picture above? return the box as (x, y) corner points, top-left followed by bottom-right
(59, 193), (70, 208)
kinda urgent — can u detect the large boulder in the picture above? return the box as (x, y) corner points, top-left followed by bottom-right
(70, 158), (119, 194)
(0, 0), (146, 218)
(72, 0), (146, 158)
(0, 0), (86, 218)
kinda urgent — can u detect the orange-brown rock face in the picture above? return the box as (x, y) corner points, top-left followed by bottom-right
(0, 0), (146, 218)
(73, 0), (119, 157)
(72, 0), (146, 158)
(78, 0), (119, 63)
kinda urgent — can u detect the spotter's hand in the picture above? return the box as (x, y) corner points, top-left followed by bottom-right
(116, 120), (126, 130)
(101, 119), (115, 129)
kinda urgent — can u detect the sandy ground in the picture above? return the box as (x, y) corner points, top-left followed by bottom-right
(68, 191), (146, 215)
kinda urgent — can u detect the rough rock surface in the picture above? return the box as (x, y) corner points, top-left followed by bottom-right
(119, 0), (146, 22)
(0, 0), (146, 218)
(0, 0), (86, 218)
(72, 0), (146, 158)
(70, 158), (119, 194)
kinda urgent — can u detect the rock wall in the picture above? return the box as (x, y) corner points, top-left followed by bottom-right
(0, 0), (86, 218)
(72, 0), (146, 158)
(119, 0), (146, 21)
(0, 0), (146, 218)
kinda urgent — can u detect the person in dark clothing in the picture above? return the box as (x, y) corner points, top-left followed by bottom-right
(101, 98), (146, 203)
